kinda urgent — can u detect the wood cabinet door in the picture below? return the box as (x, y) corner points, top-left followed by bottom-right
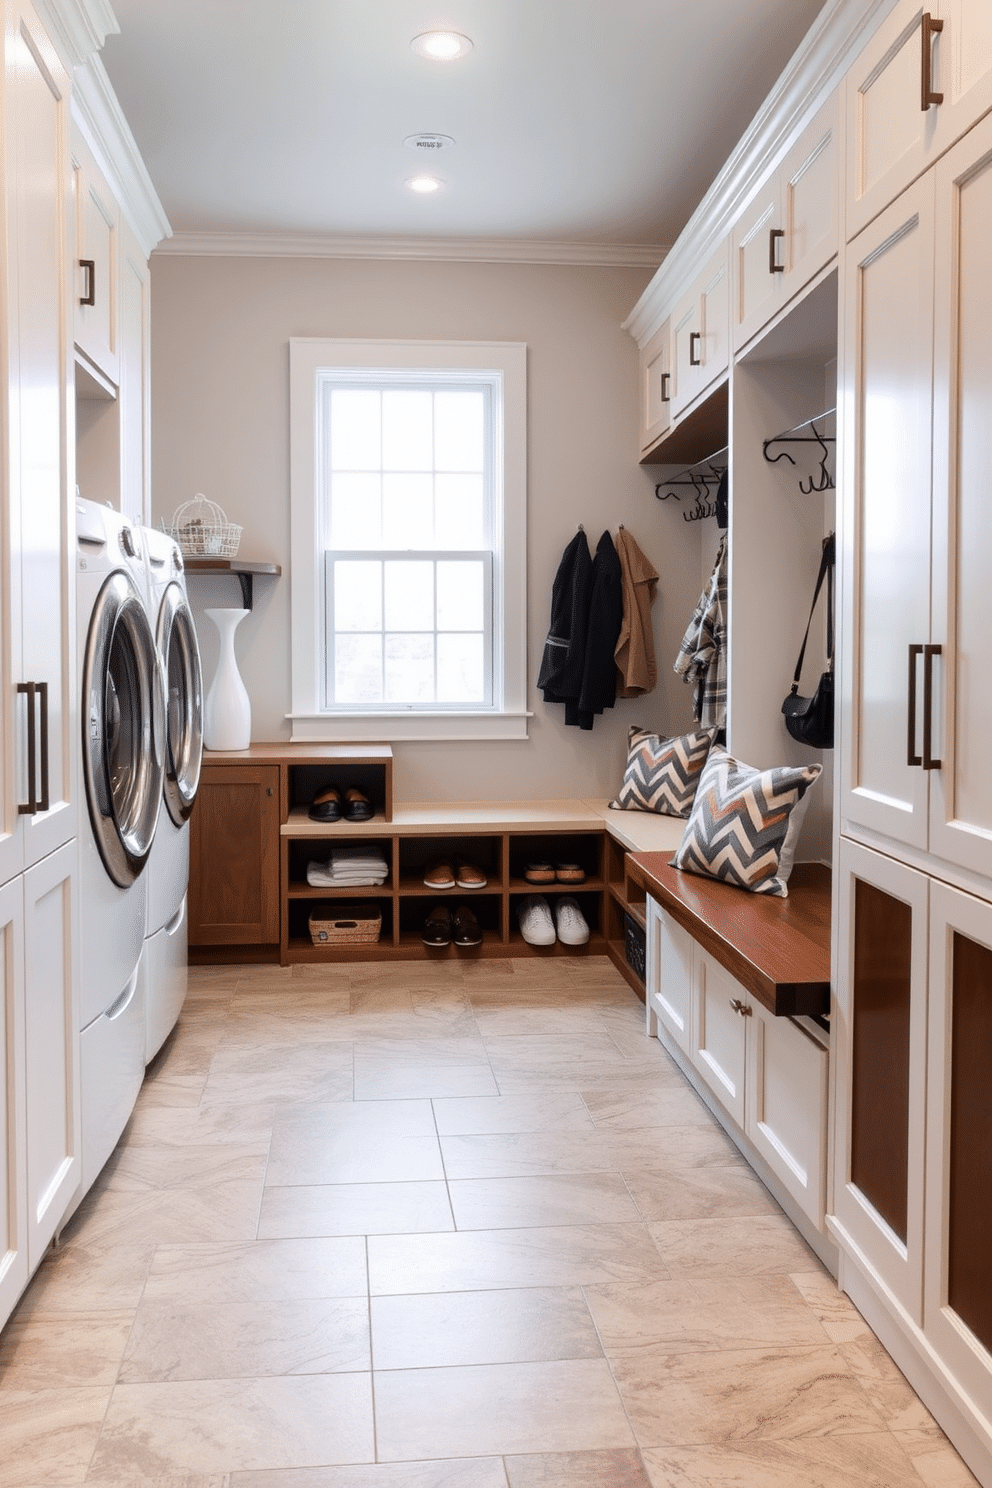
(831, 838), (929, 1323)
(691, 950), (746, 1128)
(639, 319), (671, 453)
(746, 1002), (828, 1229)
(189, 765), (280, 945)
(840, 175), (935, 850)
(0, 877), (28, 1327)
(925, 878), (992, 1404)
(929, 111), (992, 880)
(22, 840), (80, 1268)
(71, 126), (119, 382)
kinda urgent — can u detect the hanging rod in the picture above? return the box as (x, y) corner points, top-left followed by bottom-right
(763, 410), (836, 494)
(654, 445), (728, 503)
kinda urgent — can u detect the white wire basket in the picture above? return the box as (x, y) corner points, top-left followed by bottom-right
(161, 494), (242, 559)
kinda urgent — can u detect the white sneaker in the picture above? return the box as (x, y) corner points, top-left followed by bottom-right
(518, 894), (556, 946)
(554, 896), (589, 946)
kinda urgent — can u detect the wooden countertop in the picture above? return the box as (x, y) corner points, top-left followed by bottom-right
(627, 854), (831, 1018)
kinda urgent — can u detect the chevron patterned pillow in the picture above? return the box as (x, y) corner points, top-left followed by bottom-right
(673, 746), (822, 897)
(610, 725), (718, 816)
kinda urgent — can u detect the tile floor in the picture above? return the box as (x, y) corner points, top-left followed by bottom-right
(0, 956), (981, 1487)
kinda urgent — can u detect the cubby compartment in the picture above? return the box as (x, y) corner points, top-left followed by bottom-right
(286, 895), (395, 957)
(288, 762), (390, 823)
(509, 887), (602, 952)
(508, 833), (604, 890)
(398, 835), (502, 894)
(285, 836), (394, 897)
(398, 892), (502, 951)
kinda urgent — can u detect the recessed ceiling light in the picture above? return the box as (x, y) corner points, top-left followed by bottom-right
(407, 174), (444, 194)
(404, 133), (456, 153)
(410, 30), (473, 62)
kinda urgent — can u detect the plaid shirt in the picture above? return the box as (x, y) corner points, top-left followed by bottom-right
(674, 533), (727, 728)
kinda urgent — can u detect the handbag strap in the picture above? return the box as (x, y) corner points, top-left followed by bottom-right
(790, 532), (835, 695)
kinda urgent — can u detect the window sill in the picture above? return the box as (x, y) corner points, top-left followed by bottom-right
(288, 711), (531, 743)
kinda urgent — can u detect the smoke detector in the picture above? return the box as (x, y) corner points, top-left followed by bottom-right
(404, 133), (456, 153)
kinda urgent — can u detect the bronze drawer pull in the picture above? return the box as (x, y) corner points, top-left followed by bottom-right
(689, 331), (701, 366)
(769, 227), (785, 273)
(921, 12), (944, 110)
(80, 258), (95, 307)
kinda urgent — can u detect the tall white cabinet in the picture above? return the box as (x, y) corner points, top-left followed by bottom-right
(1, 0), (80, 1318)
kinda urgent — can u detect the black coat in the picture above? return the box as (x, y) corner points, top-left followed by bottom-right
(537, 530), (592, 712)
(575, 530), (623, 728)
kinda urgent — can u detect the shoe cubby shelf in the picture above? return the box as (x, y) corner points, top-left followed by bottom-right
(190, 743), (688, 995)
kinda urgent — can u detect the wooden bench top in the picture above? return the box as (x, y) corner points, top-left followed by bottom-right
(627, 854), (831, 1018)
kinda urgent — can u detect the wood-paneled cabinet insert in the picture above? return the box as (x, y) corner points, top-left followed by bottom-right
(189, 764), (280, 948)
(733, 92), (840, 350)
(846, 0), (992, 242)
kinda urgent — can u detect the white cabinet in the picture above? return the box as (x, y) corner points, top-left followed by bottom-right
(119, 216), (151, 524)
(638, 318), (672, 456)
(71, 122), (119, 383)
(646, 901), (829, 1230)
(2, 0), (77, 886)
(732, 93), (840, 349)
(670, 242), (729, 419)
(0, 877), (27, 1323)
(846, 0), (992, 241)
(841, 112), (992, 881)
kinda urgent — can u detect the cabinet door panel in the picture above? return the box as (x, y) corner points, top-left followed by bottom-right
(0, 879), (28, 1326)
(692, 952), (746, 1127)
(846, 1), (941, 239)
(646, 903), (693, 1055)
(832, 839), (928, 1322)
(189, 766), (280, 945)
(71, 130), (119, 382)
(747, 1003), (827, 1228)
(23, 841), (79, 1267)
(732, 180), (782, 350)
(840, 177), (934, 849)
(929, 0), (992, 166)
(930, 112), (992, 877)
(781, 93), (840, 301)
(925, 880), (992, 1402)
(640, 320), (671, 453)
(119, 223), (150, 526)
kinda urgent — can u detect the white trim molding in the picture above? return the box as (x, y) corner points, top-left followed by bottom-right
(154, 232), (668, 269)
(624, 0), (900, 345)
(32, 0), (117, 70)
(71, 56), (171, 256)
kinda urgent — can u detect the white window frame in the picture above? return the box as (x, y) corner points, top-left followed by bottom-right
(289, 339), (528, 742)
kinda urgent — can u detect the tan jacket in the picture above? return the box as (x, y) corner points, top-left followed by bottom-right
(614, 527), (659, 698)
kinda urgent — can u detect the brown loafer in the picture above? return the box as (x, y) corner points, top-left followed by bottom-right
(524, 861), (555, 884)
(423, 905), (453, 946)
(456, 858), (487, 889)
(343, 787), (374, 822)
(309, 785), (342, 822)
(424, 862), (456, 889)
(555, 862), (586, 883)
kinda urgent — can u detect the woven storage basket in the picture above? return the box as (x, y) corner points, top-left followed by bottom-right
(162, 494), (243, 559)
(309, 902), (382, 946)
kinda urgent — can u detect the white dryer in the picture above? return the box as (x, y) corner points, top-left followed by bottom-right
(76, 499), (165, 1193)
(140, 525), (203, 1062)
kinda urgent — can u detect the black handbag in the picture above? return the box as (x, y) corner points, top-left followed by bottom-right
(782, 532), (835, 749)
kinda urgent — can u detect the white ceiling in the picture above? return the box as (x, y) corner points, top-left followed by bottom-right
(101, 0), (830, 259)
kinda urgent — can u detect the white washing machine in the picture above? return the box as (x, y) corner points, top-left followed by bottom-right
(140, 524), (203, 1062)
(76, 499), (165, 1192)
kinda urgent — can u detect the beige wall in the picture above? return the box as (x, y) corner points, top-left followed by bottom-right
(149, 254), (702, 803)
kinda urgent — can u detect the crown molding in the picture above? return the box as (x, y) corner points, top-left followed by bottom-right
(622, 0), (900, 346)
(71, 55), (171, 257)
(31, 0), (117, 70)
(152, 231), (669, 269)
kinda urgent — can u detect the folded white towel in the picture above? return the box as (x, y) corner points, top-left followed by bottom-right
(307, 861), (387, 887)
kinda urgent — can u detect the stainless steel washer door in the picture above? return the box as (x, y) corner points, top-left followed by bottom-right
(83, 570), (166, 888)
(157, 582), (203, 827)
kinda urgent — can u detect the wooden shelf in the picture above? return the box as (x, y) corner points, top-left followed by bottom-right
(185, 558), (281, 609)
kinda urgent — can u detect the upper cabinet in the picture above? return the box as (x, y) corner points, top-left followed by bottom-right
(846, 0), (992, 240)
(71, 123), (120, 384)
(638, 317), (672, 456)
(669, 241), (729, 422)
(732, 93), (840, 351)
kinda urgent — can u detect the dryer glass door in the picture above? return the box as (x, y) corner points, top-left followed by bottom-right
(158, 583), (203, 826)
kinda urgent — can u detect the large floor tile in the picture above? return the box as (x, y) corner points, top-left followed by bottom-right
(11, 1239), (155, 1316)
(54, 1181), (264, 1249)
(583, 1275), (831, 1353)
(893, 1427), (984, 1487)
(647, 1214), (818, 1278)
(230, 1461), (508, 1487)
(448, 1173), (642, 1229)
(88, 1374), (375, 1478)
(119, 1296), (371, 1380)
(371, 1285), (602, 1368)
(611, 1342), (888, 1447)
(431, 1092), (595, 1136)
(100, 1144), (269, 1192)
(580, 1085), (715, 1130)
(258, 1180), (454, 1238)
(624, 1163), (781, 1221)
(641, 1434), (929, 1486)
(142, 1237), (368, 1303)
(0, 1386), (111, 1487)
(504, 1448), (654, 1488)
(439, 1126), (739, 1181)
(125, 1101), (277, 1148)
(266, 1130), (444, 1187)
(201, 1043), (354, 1105)
(374, 1358), (636, 1460)
(368, 1223), (669, 1294)
(354, 1063), (499, 1100)
(0, 1309), (133, 1387)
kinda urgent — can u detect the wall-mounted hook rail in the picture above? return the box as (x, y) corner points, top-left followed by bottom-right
(763, 410), (836, 493)
(654, 446), (728, 508)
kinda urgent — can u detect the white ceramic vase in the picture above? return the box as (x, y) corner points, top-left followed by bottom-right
(203, 607), (251, 750)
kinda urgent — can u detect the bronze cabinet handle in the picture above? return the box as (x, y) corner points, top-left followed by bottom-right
(730, 997), (752, 1017)
(769, 227), (785, 273)
(922, 12), (944, 110)
(689, 331), (701, 367)
(80, 258), (95, 306)
(908, 644), (923, 767)
(37, 681), (49, 812)
(923, 643), (942, 770)
(17, 682), (37, 814)
(660, 371), (671, 403)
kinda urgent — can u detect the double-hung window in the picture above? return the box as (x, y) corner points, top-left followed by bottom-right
(290, 340), (527, 742)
